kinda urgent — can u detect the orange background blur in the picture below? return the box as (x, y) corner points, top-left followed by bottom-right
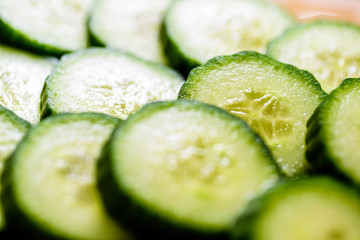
(267, 0), (360, 24)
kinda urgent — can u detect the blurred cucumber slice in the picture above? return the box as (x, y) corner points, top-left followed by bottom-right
(89, 0), (172, 64)
(267, 20), (360, 93)
(233, 177), (360, 240)
(163, 0), (294, 75)
(0, 0), (94, 56)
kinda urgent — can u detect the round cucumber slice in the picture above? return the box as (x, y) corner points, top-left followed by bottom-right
(43, 48), (184, 120)
(306, 78), (360, 188)
(179, 51), (327, 177)
(0, 106), (30, 231)
(89, 0), (172, 65)
(98, 100), (279, 239)
(163, 0), (294, 75)
(2, 113), (130, 239)
(0, 44), (55, 125)
(267, 20), (360, 93)
(0, 0), (93, 56)
(233, 177), (360, 240)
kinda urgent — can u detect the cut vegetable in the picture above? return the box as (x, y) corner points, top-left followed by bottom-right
(232, 177), (360, 240)
(89, 0), (172, 64)
(98, 100), (279, 239)
(0, 0), (94, 56)
(0, 43), (55, 125)
(0, 106), (30, 169)
(267, 20), (360, 93)
(0, 106), (30, 231)
(1, 113), (131, 239)
(43, 48), (184, 120)
(306, 78), (360, 187)
(179, 51), (327, 176)
(162, 0), (294, 75)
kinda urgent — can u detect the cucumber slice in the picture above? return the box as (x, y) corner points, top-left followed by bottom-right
(232, 177), (360, 240)
(89, 0), (172, 65)
(163, 0), (294, 75)
(0, 106), (30, 231)
(0, 44), (55, 125)
(98, 100), (280, 239)
(2, 113), (131, 239)
(267, 21), (360, 93)
(43, 48), (184, 120)
(0, 0), (94, 56)
(306, 78), (360, 187)
(0, 106), (30, 169)
(179, 51), (327, 177)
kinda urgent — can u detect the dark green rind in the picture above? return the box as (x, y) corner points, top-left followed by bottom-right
(88, 27), (106, 48)
(266, 20), (360, 57)
(305, 78), (360, 187)
(160, 18), (200, 78)
(87, 3), (107, 48)
(179, 51), (326, 100)
(39, 81), (55, 120)
(0, 106), (31, 132)
(1, 113), (121, 240)
(97, 100), (280, 240)
(0, 17), (76, 57)
(231, 177), (360, 240)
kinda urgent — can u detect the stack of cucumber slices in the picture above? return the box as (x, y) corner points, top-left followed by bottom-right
(0, 0), (360, 239)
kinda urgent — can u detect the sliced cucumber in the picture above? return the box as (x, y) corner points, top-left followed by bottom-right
(0, 106), (30, 169)
(0, 0), (94, 56)
(0, 43), (55, 125)
(89, 0), (172, 65)
(0, 106), (30, 231)
(98, 100), (280, 239)
(179, 51), (327, 177)
(162, 0), (294, 75)
(43, 48), (184, 120)
(267, 20), (360, 93)
(306, 78), (360, 187)
(2, 113), (131, 239)
(232, 177), (360, 240)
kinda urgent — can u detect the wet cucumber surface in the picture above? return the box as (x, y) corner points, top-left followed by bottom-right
(179, 51), (327, 177)
(43, 48), (184, 120)
(0, 0), (359, 239)
(0, 44), (54, 125)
